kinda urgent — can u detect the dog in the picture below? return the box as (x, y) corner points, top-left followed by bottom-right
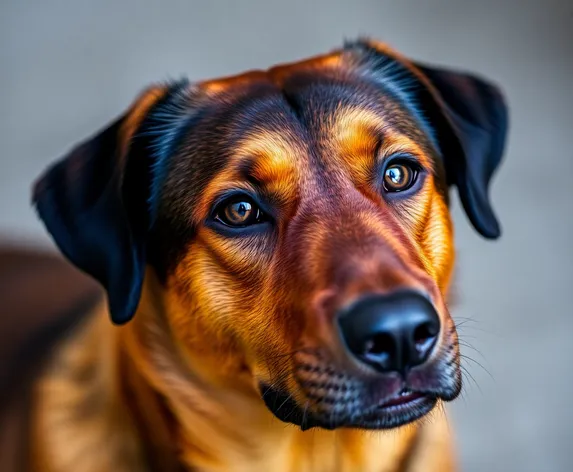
(29, 39), (508, 472)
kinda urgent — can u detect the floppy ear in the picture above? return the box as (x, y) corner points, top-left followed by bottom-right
(411, 62), (509, 239)
(32, 81), (193, 324)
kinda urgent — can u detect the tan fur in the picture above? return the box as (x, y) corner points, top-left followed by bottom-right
(32, 271), (456, 472)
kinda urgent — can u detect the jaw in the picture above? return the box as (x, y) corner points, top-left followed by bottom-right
(136, 273), (459, 467)
(255, 334), (461, 432)
(33, 300), (455, 472)
(260, 383), (446, 431)
(122, 287), (456, 472)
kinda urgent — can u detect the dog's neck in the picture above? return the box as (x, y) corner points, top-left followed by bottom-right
(114, 273), (432, 472)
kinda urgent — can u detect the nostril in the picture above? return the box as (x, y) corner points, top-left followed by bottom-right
(363, 333), (394, 357)
(413, 322), (438, 351)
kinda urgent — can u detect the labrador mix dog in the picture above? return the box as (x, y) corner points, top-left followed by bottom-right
(30, 39), (508, 472)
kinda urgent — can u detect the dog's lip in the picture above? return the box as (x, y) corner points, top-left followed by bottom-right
(377, 390), (426, 409)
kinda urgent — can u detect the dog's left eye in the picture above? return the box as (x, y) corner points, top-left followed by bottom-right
(383, 161), (419, 192)
(214, 197), (267, 227)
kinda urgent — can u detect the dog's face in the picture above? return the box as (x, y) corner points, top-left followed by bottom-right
(33, 40), (508, 430)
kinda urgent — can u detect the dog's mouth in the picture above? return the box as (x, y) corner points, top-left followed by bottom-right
(259, 339), (460, 430)
(377, 389), (426, 410)
(260, 383), (438, 431)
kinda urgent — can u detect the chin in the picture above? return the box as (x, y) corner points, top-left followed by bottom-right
(260, 384), (450, 431)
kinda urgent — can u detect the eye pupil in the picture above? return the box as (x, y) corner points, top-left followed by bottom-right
(383, 163), (416, 192)
(235, 202), (250, 217)
(224, 201), (253, 225)
(387, 167), (403, 184)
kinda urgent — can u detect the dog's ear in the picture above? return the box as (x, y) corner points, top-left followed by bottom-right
(411, 62), (509, 239)
(32, 81), (193, 324)
(347, 40), (509, 239)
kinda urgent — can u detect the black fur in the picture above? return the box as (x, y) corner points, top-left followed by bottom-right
(32, 81), (194, 324)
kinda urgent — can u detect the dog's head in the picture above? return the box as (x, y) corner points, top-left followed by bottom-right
(33, 40), (507, 430)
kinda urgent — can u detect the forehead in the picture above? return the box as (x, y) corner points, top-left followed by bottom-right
(200, 54), (435, 146)
(159, 52), (439, 216)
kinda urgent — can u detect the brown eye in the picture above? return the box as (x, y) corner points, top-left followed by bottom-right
(383, 162), (418, 192)
(215, 197), (266, 227)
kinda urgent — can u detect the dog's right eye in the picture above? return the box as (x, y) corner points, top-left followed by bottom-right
(213, 196), (267, 227)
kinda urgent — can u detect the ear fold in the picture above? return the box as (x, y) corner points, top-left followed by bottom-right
(32, 82), (191, 324)
(411, 62), (509, 239)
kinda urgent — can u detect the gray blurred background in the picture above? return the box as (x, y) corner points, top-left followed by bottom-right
(1, 0), (572, 470)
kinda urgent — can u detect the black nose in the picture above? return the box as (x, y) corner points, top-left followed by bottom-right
(337, 291), (440, 374)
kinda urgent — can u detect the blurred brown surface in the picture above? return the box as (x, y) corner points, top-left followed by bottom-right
(0, 242), (100, 472)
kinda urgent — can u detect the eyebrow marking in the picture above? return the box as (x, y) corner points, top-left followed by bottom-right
(235, 130), (302, 203)
(195, 129), (303, 222)
(328, 106), (434, 185)
(377, 132), (432, 167)
(329, 106), (382, 180)
(235, 130), (298, 170)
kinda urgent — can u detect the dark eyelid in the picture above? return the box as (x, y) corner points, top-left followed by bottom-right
(210, 190), (250, 216)
(382, 153), (423, 171)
